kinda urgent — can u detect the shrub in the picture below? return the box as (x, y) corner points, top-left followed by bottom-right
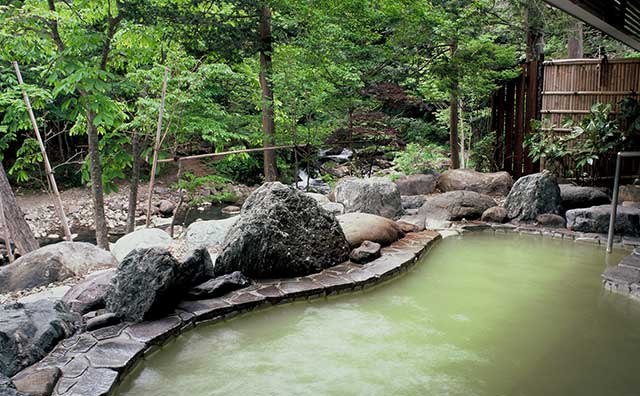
(392, 143), (449, 175)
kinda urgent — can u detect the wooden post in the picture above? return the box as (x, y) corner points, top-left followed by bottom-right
(514, 66), (526, 178)
(524, 61), (538, 175)
(12, 61), (73, 242)
(504, 81), (515, 174)
(495, 86), (505, 170)
(146, 67), (169, 227)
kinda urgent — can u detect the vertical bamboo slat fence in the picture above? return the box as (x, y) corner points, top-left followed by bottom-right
(492, 58), (640, 180)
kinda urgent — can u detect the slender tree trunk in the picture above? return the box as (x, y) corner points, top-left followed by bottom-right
(126, 130), (141, 233)
(86, 109), (109, 249)
(146, 68), (169, 227)
(0, 162), (38, 255)
(260, 4), (277, 182)
(449, 40), (461, 169)
(568, 21), (584, 58)
(525, 1), (545, 63)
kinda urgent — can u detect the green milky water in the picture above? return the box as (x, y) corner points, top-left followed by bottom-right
(116, 233), (640, 396)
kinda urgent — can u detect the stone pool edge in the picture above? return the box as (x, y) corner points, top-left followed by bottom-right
(15, 223), (640, 396)
(17, 230), (439, 396)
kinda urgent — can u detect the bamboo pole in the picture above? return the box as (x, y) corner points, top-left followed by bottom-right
(146, 67), (169, 228)
(13, 61), (73, 242)
(156, 144), (306, 164)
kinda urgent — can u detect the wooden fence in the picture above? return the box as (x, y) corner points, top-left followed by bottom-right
(492, 58), (640, 180)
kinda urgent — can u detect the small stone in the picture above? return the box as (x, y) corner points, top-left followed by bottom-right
(536, 213), (566, 228)
(221, 205), (241, 214)
(12, 367), (61, 396)
(187, 271), (250, 299)
(86, 313), (121, 331)
(481, 206), (508, 223)
(350, 241), (382, 264)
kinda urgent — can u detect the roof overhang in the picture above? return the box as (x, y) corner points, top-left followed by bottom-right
(545, 0), (640, 51)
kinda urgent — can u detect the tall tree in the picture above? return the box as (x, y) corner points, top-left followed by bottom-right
(260, 4), (277, 181)
(567, 21), (584, 58)
(0, 162), (38, 255)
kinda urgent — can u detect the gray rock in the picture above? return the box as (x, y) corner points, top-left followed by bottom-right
(106, 247), (208, 322)
(620, 185), (640, 202)
(185, 217), (239, 252)
(0, 373), (28, 396)
(504, 171), (561, 222)
(401, 195), (427, 210)
(186, 271), (250, 299)
(215, 182), (350, 278)
(111, 228), (173, 262)
(158, 200), (176, 217)
(337, 212), (404, 247)
(322, 202), (345, 216)
(334, 177), (402, 219)
(305, 192), (330, 204)
(566, 205), (640, 236)
(175, 247), (214, 287)
(536, 213), (567, 228)
(419, 191), (496, 226)
(559, 184), (610, 211)
(62, 269), (115, 315)
(349, 241), (381, 264)
(394, 174), (438, 195)
(0, 242), (117, 293)
(12, 366), (61, 396)
(0, 301), (79, 377)
(437, 169), (513, 196)
(85, 313), (121, 331)
(481, 206), (508, 223)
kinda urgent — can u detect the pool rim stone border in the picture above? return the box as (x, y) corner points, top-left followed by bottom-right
(12, 222), (639, 396)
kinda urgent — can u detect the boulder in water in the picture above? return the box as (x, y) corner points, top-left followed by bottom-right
(334, 177), (402, 219)
(0, 300), (79, 377)
(214, 182), (350, 278)
(437, 169), (513, 196)
(504, 171), (561, 222)
(0, 242), (116, 293)
(418, 191), (496, 227)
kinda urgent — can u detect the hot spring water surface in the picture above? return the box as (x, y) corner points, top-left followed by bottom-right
(116, 233), (640, 396)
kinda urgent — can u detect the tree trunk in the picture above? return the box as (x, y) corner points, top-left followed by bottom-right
(86, 110), (109, 249)
(525, 1), (545, 63)
(126, 130), (141, 233)
(0, 162), (39, 255)
(568, 21), (584, 58)
(449, 40), (460, 169)
(259, 4), (277, 182)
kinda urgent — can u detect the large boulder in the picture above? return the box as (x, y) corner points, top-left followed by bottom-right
(401, 195), (427, 210)
(0, 301), (79, 377)
(418, 191), (496, 228)
(437, 169), (513, 196)
(214, 182), (350, 278)
(185, 217), (239, 252)
(105, 247), (213, 322)
(337, 212), (404, 247)
(62, 269), (115, 315)
(394, 174), (438, 196)
(111, 228), (173, 262)
(334, 177), (402, 219)
(0, 242), (117, 293)
(559, 184), (610, 211)
(504, 171), (561, 222)
(566, 205), (640, 236)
